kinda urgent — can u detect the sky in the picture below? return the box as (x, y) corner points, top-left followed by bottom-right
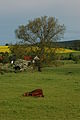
(0, 0), (80, 45)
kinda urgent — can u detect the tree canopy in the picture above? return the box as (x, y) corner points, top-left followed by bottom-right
(15, 16), (65, 59)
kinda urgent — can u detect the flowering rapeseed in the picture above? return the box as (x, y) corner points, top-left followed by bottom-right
(0, 46), (10, 53)
(0, 46), (77, 53)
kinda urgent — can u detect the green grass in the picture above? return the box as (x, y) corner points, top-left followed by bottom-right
(0, 64), (80, 120)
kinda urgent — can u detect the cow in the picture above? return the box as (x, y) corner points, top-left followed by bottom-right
(23, 89), (44, 97)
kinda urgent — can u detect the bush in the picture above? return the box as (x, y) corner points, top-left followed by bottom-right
(72, 56), (80, 64)
(0, 52), (10, 64)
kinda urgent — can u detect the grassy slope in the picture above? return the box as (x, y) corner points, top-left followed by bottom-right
(0, 64), (80, 120)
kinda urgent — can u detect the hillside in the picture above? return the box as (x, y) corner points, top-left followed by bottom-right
(56, 40), (80, 50)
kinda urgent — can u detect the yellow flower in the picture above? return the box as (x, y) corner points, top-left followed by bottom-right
(0, 46), (10, 53)
(0, 46), (77, 54)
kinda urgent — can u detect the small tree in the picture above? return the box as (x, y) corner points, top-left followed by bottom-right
(9, 44), (27, 59)
(15, 16), (65, 61)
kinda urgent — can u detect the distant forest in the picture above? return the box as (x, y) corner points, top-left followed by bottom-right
(52, 40), (80, 50)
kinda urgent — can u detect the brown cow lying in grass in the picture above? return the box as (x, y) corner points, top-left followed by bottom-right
(23, 89), (44, 97)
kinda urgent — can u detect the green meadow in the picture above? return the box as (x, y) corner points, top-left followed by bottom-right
(0, 64), (80, 120)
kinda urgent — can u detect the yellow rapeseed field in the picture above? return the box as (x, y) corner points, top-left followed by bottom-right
(25, 47), (76, 53)
(0, 46), (76, 53)
(0, 46), (10, 53)
(54, 48), (76, 53)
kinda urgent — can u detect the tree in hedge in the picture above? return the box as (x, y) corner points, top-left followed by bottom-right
(9, 44), (27, 59)
(15, 16), (65, 61)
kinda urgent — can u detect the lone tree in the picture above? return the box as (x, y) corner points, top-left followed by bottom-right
(15, 16), (65, 60)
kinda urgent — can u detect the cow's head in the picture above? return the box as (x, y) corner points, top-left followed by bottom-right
(23, 92), (30, 96)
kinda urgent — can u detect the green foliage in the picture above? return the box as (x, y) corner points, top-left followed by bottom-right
(0, 63), (14, 74)
(0, 52), (10, 63)
(15, 16), (65, 60)
(72, 55), (80, 63)
(60, 52), (80, 61)
(9, 45), (27, 59)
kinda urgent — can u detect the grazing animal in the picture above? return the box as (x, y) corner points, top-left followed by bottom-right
(23, 89), (44, 97)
